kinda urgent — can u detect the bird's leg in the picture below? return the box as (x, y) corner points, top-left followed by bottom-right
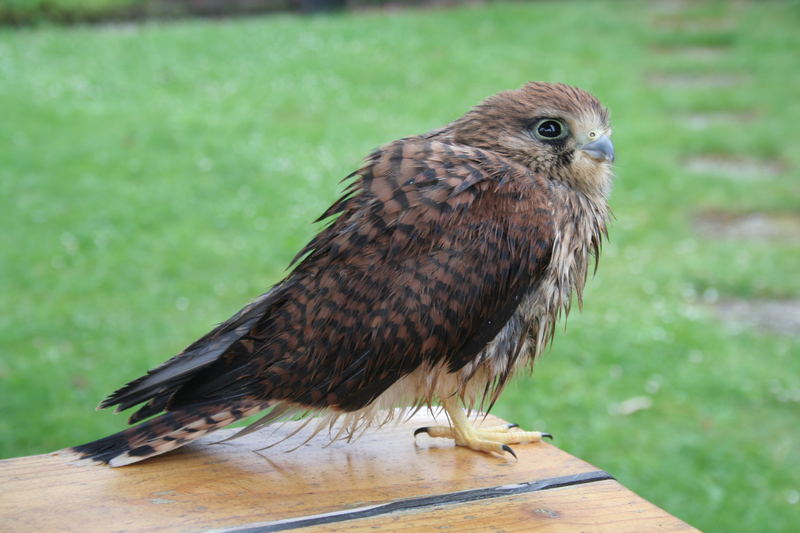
(414, 397), (551, 458)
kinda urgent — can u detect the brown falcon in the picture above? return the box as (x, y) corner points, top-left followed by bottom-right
(70, 81), (614, 466)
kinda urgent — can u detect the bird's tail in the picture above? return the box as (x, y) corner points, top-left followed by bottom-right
(67, 402), (263, 467)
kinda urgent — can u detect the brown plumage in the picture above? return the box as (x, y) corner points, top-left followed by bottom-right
(70, 81), (614, 466)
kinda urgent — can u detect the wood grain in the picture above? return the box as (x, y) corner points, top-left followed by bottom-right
(0, 412), (694, 532)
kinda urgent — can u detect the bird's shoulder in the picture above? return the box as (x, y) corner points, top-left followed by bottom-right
(341, 137), (550, 217)
(292, 138), (556, 272)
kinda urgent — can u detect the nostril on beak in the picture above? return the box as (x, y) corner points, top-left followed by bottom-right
(580, 136), (614, 163)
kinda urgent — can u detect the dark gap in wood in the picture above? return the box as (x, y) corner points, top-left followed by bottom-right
(222, 470), (615, 532)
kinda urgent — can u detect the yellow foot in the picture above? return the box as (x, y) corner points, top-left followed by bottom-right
(414, 399), (552, 459)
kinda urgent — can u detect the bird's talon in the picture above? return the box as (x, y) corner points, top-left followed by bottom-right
(501, 444), (517, 459)
(507, 423), (519, 429)
(414, 427), (429, 437)
(541, 432), (553, 440)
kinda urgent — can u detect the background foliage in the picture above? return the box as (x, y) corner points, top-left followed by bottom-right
(1, 1), (798, 531)
(1, 0), (139, 23)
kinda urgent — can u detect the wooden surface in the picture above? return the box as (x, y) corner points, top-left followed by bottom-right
(0, 413), (696, 532)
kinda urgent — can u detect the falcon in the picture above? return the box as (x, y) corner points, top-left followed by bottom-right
(70, 82), (614, 466)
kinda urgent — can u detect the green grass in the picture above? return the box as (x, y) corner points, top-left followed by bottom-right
(1, 1), (799, 530)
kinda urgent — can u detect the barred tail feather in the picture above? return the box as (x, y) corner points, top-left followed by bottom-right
(69, 403), (263, 467)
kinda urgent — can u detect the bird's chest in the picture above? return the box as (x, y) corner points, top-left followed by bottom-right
(478, 203), (604, 374)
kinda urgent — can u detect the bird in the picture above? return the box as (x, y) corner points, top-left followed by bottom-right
(68, 81), (615, 467)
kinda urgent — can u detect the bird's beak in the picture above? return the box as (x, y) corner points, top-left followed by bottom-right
(580, 135), (615, 163)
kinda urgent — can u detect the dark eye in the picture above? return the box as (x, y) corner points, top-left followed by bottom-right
(533, 118), (568, 141)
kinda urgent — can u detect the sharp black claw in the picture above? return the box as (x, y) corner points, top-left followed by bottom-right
(541, 432), (553, 440)
(507, 423), (519, 429)
(502, 444), (517, 459)
(414, 427), (430, 437)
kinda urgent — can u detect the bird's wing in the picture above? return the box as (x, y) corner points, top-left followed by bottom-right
(101, 139), (556, 423)
(163, 139), (556, 413)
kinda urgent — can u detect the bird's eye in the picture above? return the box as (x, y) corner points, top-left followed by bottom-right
(532, 119), (568, 141)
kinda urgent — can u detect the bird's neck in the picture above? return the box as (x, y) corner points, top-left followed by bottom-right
(548, 181), (609, 310)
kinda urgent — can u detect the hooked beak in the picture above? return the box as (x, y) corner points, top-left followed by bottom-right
(580, 135), (615, 163)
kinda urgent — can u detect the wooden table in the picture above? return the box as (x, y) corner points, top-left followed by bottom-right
(0, 413), (695, 532)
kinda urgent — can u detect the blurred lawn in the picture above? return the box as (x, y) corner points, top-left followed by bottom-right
(1, 1), (799, 530)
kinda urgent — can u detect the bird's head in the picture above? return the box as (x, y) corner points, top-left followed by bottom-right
(450, 82), (614, 199)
